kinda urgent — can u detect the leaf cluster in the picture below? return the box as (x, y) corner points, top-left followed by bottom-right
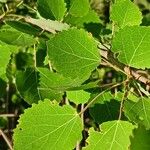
(0, 0), (150, 150)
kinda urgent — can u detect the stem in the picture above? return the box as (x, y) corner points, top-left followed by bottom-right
(118, 77), (130, 120)
(0, 129), (13, 150)
(33, 44), (37, 68)
(80, 104), (84, 128)
(48, 60), (53, 72)
(76, 141), (80, 150)
(16, 0), (24, 8)
(79, 81), (125, 115)
(99, 48), (150, 86)
(118, 89), (126, 120)
(6, 83), (9, 113)
(0, 114), (16, 117)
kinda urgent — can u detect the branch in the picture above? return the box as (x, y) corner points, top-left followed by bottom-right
(99, 45), (150, 87)
(0, 129), (13, 150)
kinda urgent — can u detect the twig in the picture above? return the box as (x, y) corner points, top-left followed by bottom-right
(0, 129), (13, 150)
(0, 114), (16, 117)
(118, 79), (129, 120)
(80, 104), (84, 128)
(48, 60), (53, 72)
(99, 47), (150, 86)
(79, 81), (125, 115)
(33, 44), (37, 67)
(76, 141), (80, 150)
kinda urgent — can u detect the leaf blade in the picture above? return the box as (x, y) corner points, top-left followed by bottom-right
(47, 28), (100, 81)
(124, 98), (150, 129)
(13, 100), (82, 150)
(112, 26), (150, 69)
(110, 0), (142, 28)
(84, 120), (135, 150)
(37, 0), (66, 20)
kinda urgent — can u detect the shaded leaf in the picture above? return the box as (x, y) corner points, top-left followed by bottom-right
(89, 100), (120, 124)
(0, 26), (36, 47)
(38, 68), (80, 101)
(65, 9), (100, 28)
(16, 68), (41, 104)
(15, 52), (34, 70)
(0, 78), (7, 97)
(13, 99), (82, 150)
(0, 45), (11, 78)
(6, 20), (40, 36)
(124, 98), (150, 129)
(130, 125), (150, 150)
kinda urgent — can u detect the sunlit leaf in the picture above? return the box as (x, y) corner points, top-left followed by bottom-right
(84, 120), (135, 150)
(13, 99), (82, 150)
(112, 26), (150, 69)
(47, 28), (100, 82)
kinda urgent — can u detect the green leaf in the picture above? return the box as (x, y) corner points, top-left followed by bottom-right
(67, 90), (90, 104)
(112, 26), (150, 69)
(130, 126), (150, 150)
(89, 92), (115, 105)
(47, 28), (100, 81)
(0, 26), (36, 47)
(0, 45), (11, 78)
(124, 98), (150, 129)
(69, 0), (90, 17)
(6, 21), (40, 36)
(37, 0), (66, 20)
(65, 9), (100, 28)
(13, 99), (82, 150)
(110, 0), (142, 28)
(89, 99), (120, 124)
(67, 80), (100, 91)
(25, 17), (70, 33)
(15, 52), (34, 70)
(88, 92), (124, 123)
(0, 78), (7, 98)
(0, 0), (7, 3)
(84, 120), (135, 150)
(16, 68), (41, 104)
(38, 67), (80, 101)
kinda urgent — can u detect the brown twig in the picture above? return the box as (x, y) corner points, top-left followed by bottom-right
(99, 46), (150, 86)
(0, 129), (13, 150)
